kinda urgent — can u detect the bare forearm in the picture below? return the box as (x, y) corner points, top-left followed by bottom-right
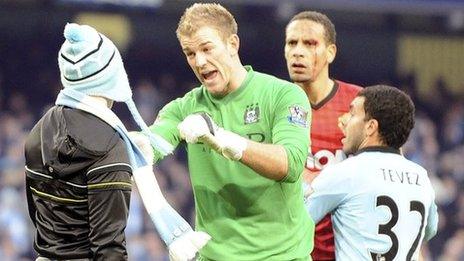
(240, 140), (288, 180)
(302, 168), (320, 184)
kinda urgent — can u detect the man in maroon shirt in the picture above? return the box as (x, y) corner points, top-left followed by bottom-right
(285, 11), (362, 260)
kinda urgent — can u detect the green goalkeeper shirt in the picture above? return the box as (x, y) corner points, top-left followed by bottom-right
(150, 66), (314, 260)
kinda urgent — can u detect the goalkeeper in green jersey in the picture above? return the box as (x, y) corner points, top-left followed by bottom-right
(134, 3), (314, 260)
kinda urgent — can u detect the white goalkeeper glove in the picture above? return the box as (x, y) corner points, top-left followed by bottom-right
(128, 132), (154, 165)
(168, 230), (211, 261)
(177, 113), (248, 161)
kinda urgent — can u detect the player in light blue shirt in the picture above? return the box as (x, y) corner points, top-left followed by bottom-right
(306, 85), (438, 260)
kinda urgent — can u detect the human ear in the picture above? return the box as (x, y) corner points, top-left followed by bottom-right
(327, 44), (336, 64)
(227, 34), (240, 56)
(365, 119), (378, 137)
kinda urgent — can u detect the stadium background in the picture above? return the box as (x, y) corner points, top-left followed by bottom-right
(0, 0), (463, 260)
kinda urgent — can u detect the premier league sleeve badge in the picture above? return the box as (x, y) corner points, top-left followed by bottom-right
(288, 105), (309, 127)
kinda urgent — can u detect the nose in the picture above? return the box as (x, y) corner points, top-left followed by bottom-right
(292, 43), (305, 58)
(195, 53), (207, 68)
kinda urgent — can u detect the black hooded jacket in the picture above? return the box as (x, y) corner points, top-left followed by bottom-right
(25, 105), (133, 260)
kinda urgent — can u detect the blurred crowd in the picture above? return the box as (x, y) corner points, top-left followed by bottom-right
(0, 42), (463, 261)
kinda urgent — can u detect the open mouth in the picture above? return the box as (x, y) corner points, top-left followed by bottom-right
(341, 137), (346, 144)
(201, 70), (218, 81)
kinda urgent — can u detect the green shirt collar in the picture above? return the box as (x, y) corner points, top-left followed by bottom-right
(205, 65), (254, 104)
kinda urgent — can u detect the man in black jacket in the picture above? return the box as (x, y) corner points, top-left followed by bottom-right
(26, 23), (210, 261)
(25, 24), (135, 260)
(25, 103), (133, 260)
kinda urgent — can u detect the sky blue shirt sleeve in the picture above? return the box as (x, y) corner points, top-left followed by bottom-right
(306, 165), (351, 223)
(424, 200), (439, 241)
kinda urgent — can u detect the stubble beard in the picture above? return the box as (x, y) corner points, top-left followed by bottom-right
(290, 72), (314, 85)
(344, 135), (364, 156)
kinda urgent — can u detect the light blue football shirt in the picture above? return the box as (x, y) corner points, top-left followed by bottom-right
(306, 147), (438, 261)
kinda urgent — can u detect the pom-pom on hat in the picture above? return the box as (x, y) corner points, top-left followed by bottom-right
(58, 23), (131, 102)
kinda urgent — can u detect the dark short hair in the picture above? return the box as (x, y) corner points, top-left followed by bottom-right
(359, 85), (415, 149)
(287, 11), (336, 45)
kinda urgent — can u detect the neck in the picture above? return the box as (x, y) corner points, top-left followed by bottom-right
(227, 62), (248, 94)
(358, 135), (386, 151)
(297, 71), (334, 105)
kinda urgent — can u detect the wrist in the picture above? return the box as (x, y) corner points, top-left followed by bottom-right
(218, 129), (248, 161)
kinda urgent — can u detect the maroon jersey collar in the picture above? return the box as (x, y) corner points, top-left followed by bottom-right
(311, 80), (339, 110)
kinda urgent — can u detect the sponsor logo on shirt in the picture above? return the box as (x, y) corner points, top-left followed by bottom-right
(244, 103), (260, 124)
(306, 149), (346, 171)
(288, 105), (308, 127)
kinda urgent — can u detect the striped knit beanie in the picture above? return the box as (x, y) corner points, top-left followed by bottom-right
(58, 23), (131, 102)
(58, 23), (173, 156)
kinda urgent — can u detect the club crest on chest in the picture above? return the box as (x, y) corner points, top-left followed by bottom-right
(244, 103), (260, 124)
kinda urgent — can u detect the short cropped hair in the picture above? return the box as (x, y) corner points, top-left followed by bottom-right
(359, 85), (415, 149)
(176, 3), (238, 41)
(287, 11), (336, 45)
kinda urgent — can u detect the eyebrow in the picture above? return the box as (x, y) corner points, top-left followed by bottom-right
(182, 41), (213, 52)
(199, 41), (213, 46)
